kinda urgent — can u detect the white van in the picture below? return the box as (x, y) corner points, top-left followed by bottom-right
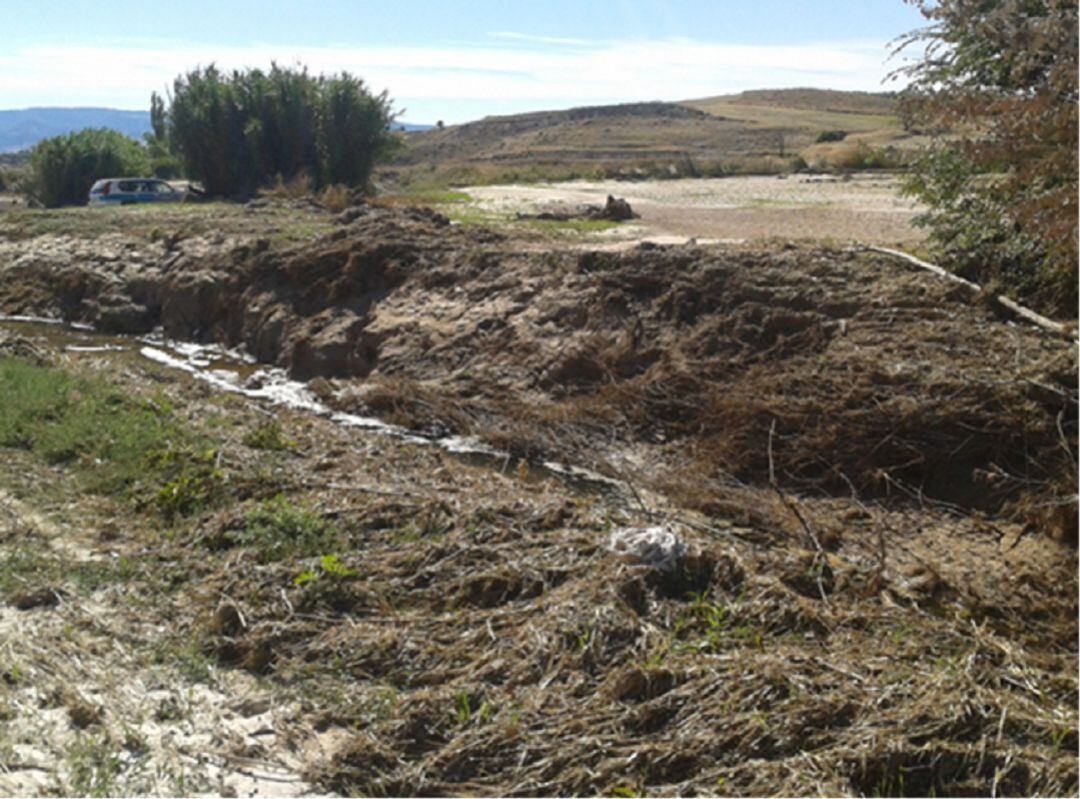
(88, 178), (185, 206)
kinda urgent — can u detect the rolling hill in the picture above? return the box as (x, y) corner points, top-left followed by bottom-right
(384, 88), (918, 187)
(683, 88), (900, 133)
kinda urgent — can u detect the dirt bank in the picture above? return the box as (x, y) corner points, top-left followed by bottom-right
(1, 201), (1072, 519)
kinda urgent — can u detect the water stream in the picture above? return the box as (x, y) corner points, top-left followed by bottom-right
(0, 315), (625, 495)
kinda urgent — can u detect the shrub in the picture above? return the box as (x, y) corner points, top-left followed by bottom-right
(896, 0), (1077, 314)
(826, 142), (902, 171)
(237, 495), (339, 562)
(815, 130), (847, 143)
(24, 129), (150, 207)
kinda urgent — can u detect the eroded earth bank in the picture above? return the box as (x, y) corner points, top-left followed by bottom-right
(0, 200), (1076, 796)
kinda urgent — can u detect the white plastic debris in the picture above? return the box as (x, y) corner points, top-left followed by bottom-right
(607, 525), (687, 572)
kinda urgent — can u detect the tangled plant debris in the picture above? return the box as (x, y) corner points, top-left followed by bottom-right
(0, 199), (1074, 796)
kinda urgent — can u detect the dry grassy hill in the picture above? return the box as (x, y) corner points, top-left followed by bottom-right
(684, 88), (899, 133)
(385, 89), (921, 188)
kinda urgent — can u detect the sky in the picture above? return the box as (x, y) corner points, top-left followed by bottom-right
(1, 1), (929, 124)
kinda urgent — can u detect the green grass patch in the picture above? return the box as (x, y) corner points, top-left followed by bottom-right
(65, 735), (126, 798)
(0, 358), (174, 490)
(0, 545), (151, 603)
(238, 495), (340, 562)
(0, 357), (222, 515)
(521, 218), (620, 234)
(443, 206), (503, 227)
(395, 188), (472, 205)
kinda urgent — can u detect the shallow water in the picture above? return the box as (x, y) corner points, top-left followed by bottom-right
(0, 315), (623, 495)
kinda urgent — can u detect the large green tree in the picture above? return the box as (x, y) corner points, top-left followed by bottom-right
(896, 0), (1077, 314)
(162, 64), (396, 198)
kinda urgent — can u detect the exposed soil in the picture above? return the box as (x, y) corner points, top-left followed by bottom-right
(464, 174), (925, 246)
(0, 198), (1075, 796)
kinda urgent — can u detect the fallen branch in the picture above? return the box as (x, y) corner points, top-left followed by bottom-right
(768, 419), (830, 606)
(863, 245), (1074, 340)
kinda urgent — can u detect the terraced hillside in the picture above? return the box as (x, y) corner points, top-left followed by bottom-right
(386, 89), (919, 187)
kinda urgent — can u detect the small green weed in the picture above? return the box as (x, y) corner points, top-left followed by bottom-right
(455, 689), (473, 725)
(65, 735), (126, 797)
(242, 420), (295, 451)
(673, 589), (756, 653)
(148, 444), (225, 519)
(239, 495), (339, 561)
(294, 553), (358, 588)
(452, 689), (494, 726)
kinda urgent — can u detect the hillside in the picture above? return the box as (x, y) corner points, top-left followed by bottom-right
(387, 101), (782, 185)
(683, 88), (900, 133)
(385, 90), (916, 187)
(0, 107), (152, 153)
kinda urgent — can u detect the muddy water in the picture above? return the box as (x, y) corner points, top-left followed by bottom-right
(0, 315), (624, 495)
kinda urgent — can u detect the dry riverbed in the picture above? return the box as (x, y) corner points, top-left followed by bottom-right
(460, 174), (925, 247)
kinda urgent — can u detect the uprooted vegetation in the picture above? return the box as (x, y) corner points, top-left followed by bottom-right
(0, 201), (1075, 796)
(4, 202), (1072, 521)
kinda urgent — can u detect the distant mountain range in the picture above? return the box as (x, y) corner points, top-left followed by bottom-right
(0, 108), (152, 153)
(0, 107), (434, 153)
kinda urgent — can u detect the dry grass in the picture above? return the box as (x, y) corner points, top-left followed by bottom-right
(264, 171), (314, 199)
(320, 183), (350, 213)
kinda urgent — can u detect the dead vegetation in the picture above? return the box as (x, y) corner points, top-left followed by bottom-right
(0, 200), (1075, 796)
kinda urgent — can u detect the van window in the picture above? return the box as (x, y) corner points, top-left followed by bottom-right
(117, 181), (139, 192)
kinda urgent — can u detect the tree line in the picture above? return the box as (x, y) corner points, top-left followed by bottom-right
(23, 63), (396, 206)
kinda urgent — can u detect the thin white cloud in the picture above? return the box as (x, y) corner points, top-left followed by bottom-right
(488, 31), (593, 47)
(0, 37), (907, 122)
